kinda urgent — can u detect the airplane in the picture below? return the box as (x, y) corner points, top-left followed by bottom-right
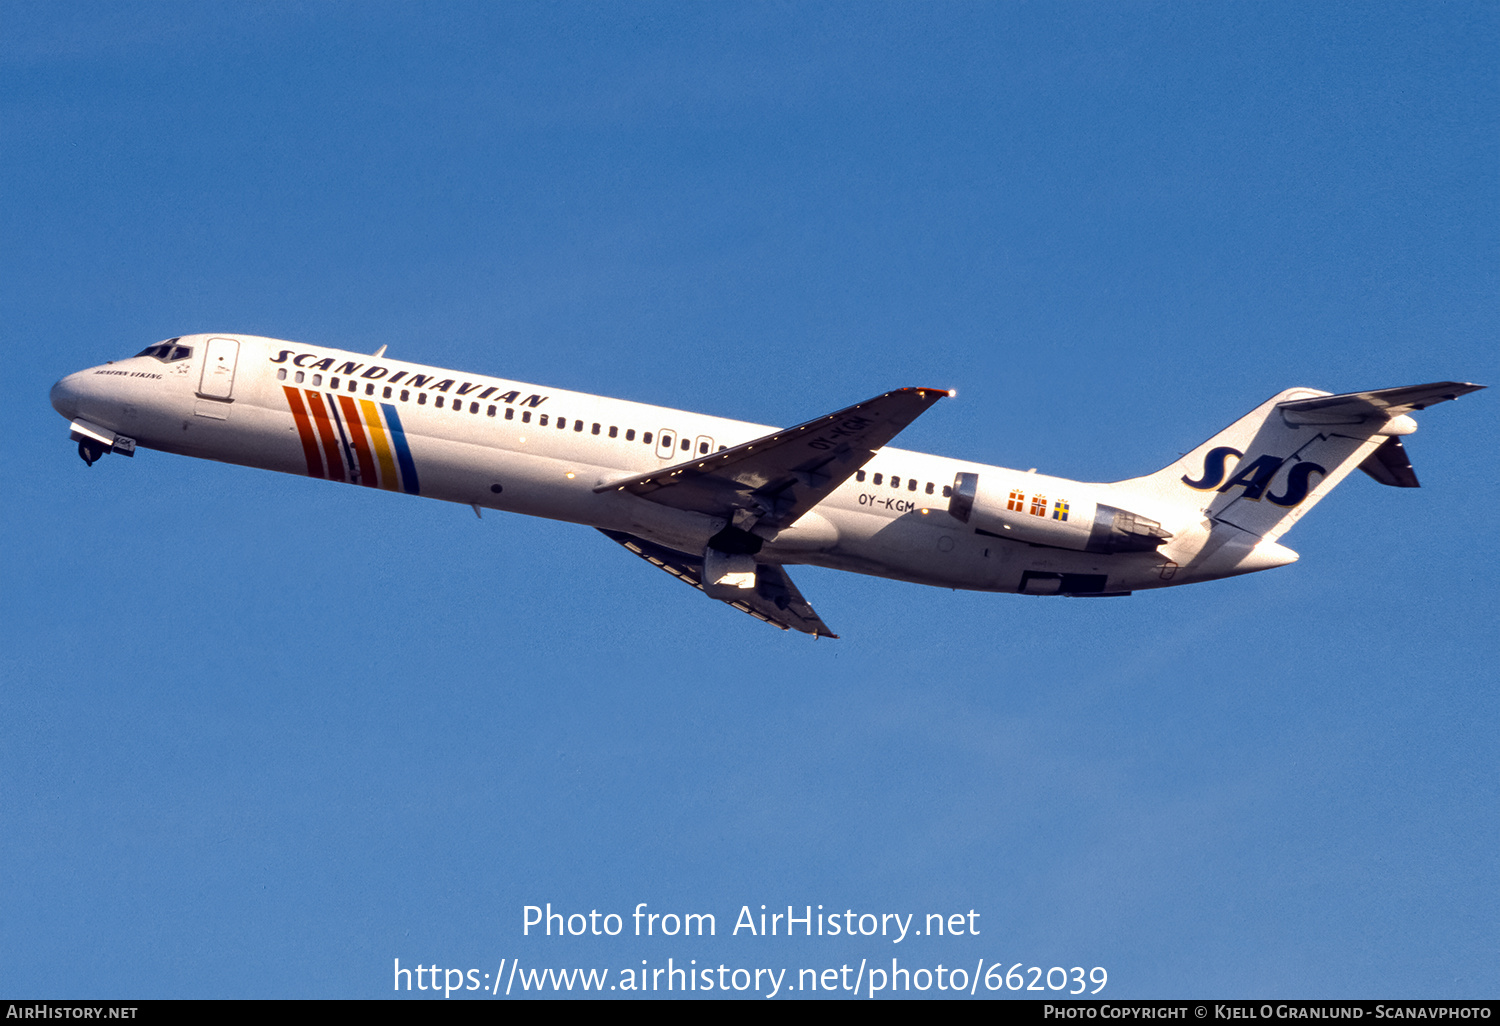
(50, 334), (1482, 638)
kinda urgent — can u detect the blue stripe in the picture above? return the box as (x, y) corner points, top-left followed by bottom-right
(381, 403), (421, 495)
(324, 392), (358, 484)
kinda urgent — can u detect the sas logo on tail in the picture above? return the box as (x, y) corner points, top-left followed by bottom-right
(1182, 446), (1325, 507)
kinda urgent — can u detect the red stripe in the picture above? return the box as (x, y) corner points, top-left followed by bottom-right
(282, 386), (325, 478)
(336, 394), (379, 488)
(303, 390), (347, 483)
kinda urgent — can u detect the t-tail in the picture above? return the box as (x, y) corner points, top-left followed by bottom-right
(1110, 381), (1484, 578)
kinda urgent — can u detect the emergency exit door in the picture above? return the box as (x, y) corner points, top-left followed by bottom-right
(656, 427), (679, 460)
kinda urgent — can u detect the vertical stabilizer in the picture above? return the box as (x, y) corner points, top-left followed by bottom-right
(1113, 382), (1483, 542)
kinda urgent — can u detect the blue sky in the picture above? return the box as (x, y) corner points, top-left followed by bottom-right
(3, 1), (1495, 999)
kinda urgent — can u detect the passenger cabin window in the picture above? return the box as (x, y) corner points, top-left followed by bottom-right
(681, 438), (690, 450)
(643, 432), (652, 445)
(365, 384), (374, 395)
(435, 396), (444, 408)
(626, 429), (636, 441)
(400, 390), (409, 401)
(505, 408), (515, 420)
(418, 392), (426, 404)
(331, 377), (340, 388)
(384, 387), (393, 398)
(277, 368), (287, 381)
(908, 479), (917, 491)
(608, 426), (618, 438)
(856, 470), (866, 482)
(942, 485), (952, 498)
(522, 411), (531, 423)
(296, 371), (305, 384)
(539, 414), (548, 426)
(592, 423), (601, 435)
(926, 482), (934, 494)
(312, 374), (323, 386)
(487, 405), (496, 417)
(873, 473), (883, 485)
(350, 381), (359, 393)
(698, 441), (709, 454)
(891, 476), (900, 489)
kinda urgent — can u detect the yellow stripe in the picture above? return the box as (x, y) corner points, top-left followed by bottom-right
(359, 399), (401, 491)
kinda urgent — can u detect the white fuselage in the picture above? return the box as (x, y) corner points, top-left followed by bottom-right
(50, 334), (1240, 598)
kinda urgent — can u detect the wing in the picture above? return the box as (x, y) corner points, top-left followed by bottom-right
(594, 387), (950, 532)
(599, 530), (838, 638)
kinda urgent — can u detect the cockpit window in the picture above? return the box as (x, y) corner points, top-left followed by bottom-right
(135, 338), (193, 362)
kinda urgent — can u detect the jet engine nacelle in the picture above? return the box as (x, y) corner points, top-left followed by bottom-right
(948, 472), (1172, 554)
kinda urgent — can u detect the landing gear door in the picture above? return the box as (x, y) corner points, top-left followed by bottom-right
(198, 337), (240, 400)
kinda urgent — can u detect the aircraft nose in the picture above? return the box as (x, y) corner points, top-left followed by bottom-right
(50, 371), (86, 420)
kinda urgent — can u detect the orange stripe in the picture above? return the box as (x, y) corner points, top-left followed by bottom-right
(282, 386), (325, 478)
(358, 398), (401, 491)
(337, 394), (379, 488)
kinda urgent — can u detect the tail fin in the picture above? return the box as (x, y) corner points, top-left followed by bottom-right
(1115, 382), (1483, 542)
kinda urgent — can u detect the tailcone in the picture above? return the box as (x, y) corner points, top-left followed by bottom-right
(1175, 524), (1300, 582)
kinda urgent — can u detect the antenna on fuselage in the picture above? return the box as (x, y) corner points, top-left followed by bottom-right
(372, 344), (388, 358)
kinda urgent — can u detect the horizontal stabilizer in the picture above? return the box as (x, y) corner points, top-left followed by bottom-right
(1278, 381), (1484, 424)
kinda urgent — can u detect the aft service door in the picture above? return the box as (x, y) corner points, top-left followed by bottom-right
(198, 337), (240, 400)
